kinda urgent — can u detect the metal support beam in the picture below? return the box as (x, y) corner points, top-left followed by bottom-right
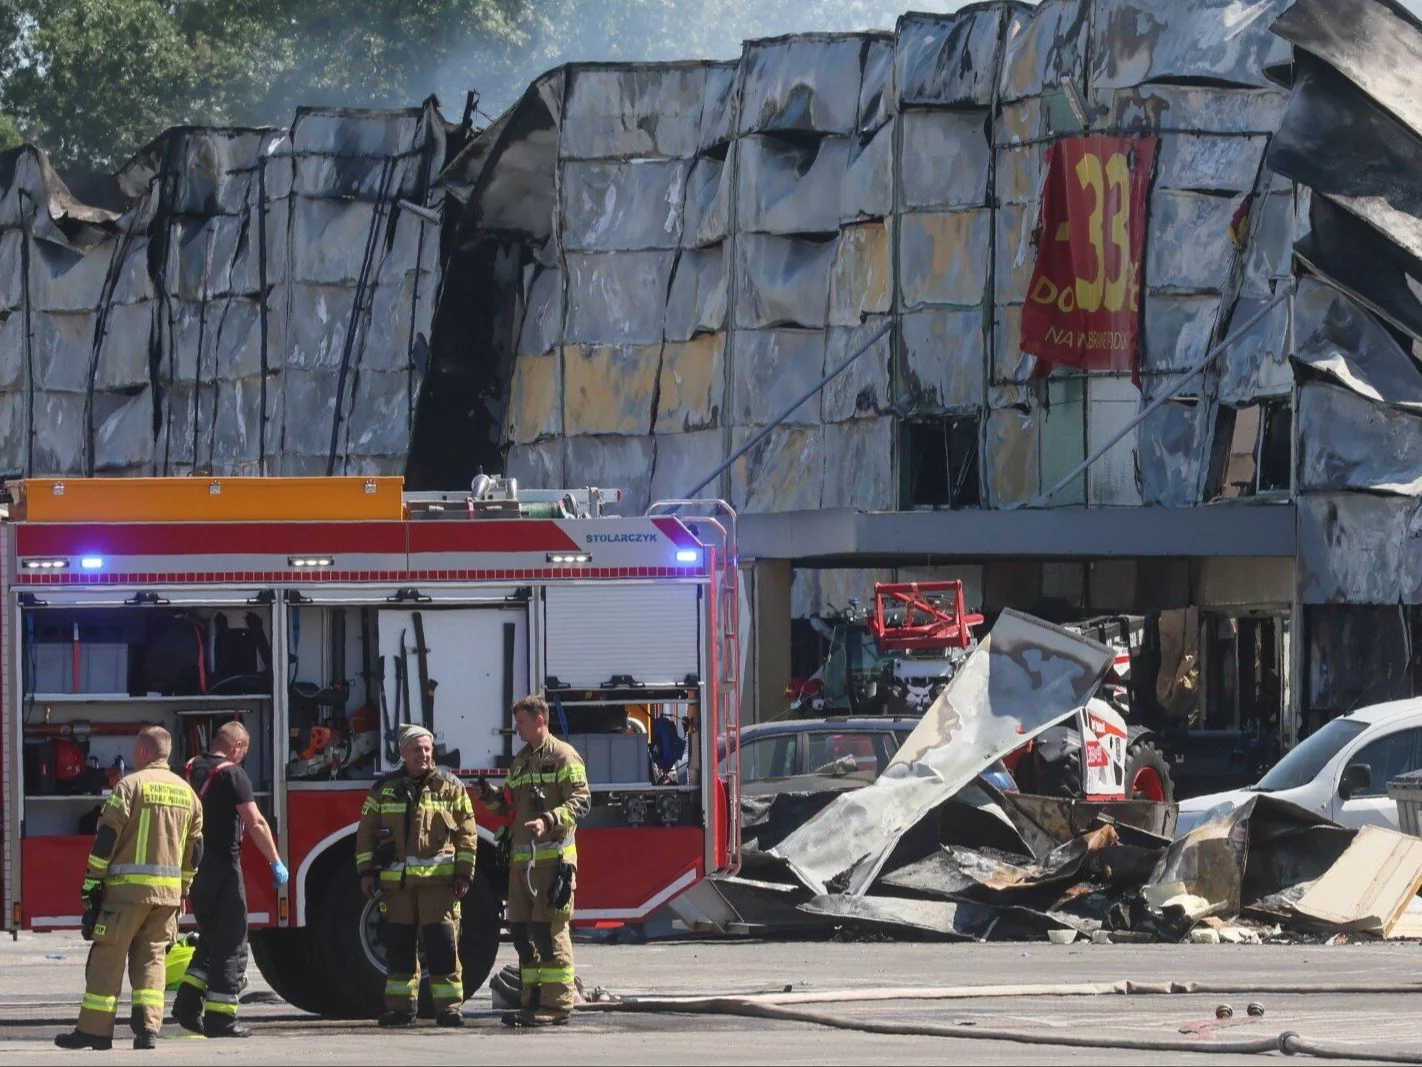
(1016, 284), (1293, 509)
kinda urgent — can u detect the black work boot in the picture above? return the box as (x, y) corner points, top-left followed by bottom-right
(501, 1008), (532, 1027)
(436, 1007), (465, 1028)
(203, 1017), (251, 1039)
(378, 1009), (417, 1028)
(54, 1031), (114, 1050)
(170, 988), (203, 1034)
(133, 1030), (157, 1050)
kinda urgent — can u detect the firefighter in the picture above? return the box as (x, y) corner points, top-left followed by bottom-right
(355, 724), (476, 1027)
(171, 721), (289, 1038)
(55, 726), (204, 1051)
(476, 695), (591, 1028)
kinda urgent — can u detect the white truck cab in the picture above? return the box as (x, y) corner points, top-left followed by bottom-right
(1176, 697), (1422, 836)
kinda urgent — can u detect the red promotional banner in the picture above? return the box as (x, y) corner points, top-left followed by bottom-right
(1020, 134), (1158, 385)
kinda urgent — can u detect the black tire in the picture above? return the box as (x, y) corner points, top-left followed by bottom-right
(307, 862), (503, 1019)
(1124, 738), (1174, 803)
(249, 928), (341, 1016)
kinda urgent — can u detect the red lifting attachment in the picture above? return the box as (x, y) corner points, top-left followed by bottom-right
(869, 580), (984, 652)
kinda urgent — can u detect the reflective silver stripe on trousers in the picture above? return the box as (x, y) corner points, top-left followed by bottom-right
(107, 863), (182, 878)
(404, 854), (456, 868)
(512, 836), (573, 859)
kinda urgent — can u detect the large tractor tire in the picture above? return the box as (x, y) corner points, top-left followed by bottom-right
(306, 862), (503, 1019)
(1124, 736), (1174, 803)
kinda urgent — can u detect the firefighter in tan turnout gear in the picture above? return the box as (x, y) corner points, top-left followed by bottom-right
(356, 724), (477, 1028)
(56, 726), (204, 1051)
(477, 695), (591, 1027)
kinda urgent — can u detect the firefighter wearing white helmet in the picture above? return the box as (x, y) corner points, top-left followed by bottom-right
(355, 724), (476, 1027)
(476, 695), (591, 1027)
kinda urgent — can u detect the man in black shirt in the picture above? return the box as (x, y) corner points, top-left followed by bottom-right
(171, 722), (287, 1038)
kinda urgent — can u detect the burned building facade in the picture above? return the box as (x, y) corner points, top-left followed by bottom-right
(0, 0), (1419, 792)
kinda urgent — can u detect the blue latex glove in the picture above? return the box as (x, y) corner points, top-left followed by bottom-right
(271, 860), (289, 888)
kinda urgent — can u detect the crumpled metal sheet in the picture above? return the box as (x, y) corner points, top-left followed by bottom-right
(799, 893), (995, 939)
(1098, 85), (1288, 135)
(519, 264), (563, 357)
(734, 234), (833, 330)
(1136, 399), (1208, 507)
(898, 210), (991, 308)
(1272, 0), (1422, 145)
(1146, 191), (1246, 292)
(896, 8), (1009, 108)
(731, 424), (824, 513)
(664, 247), (727, 342)
(857, 37), (895, 135)
(900, 110), (992, 210)
(699, 64), (740, 153)
(1293, 279), (1422, 410)
(1298, 382), (1422, 496)
(657, 334), (725, 432)
(1267, 52), (1422, 266)
(561, 160), (686, 251)
(900, 308), (985, 412)
(681, 157), (729, 248)
(731, 329), (826, 426)
(563, 250), (674, 344)
(1141, 294), (1220, 375)
(841, 120), (894, 223)
(736, 135), (848, 236)
(1297, 492), (1422, 604)
(998, 0), (1088, 103)
(737, 36), (864, 136)
(560, 65), (709, 161)
(772, 609), (1113, 896)
(1217, 294), (1291, 403)
(1240, 191), (1295, 300)
(821, 416), (894, 510)
(1090, 0), (1292, 91)
(563, 343), (661, 436)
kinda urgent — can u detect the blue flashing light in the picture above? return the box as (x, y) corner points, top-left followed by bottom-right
(675, 549), (700, 564)
(80, 557), (104, 570)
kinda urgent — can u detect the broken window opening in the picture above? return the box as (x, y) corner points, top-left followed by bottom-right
(1205, 398), (1292, 501)
(901, 416), (981, 509)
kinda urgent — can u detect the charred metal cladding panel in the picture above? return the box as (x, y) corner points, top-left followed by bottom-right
(770, 609), (1113, 896)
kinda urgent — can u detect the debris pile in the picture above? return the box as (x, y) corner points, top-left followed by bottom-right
(709, 611), (1422, 945)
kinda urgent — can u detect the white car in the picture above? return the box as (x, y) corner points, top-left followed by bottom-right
(1176, 698), (1422, 836)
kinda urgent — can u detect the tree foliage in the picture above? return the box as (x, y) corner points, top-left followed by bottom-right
(0, 0), (974, 172)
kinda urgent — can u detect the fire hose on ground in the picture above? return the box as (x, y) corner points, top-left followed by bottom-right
(576, 978), (1422, 1063)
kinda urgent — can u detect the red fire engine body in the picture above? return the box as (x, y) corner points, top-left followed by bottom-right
(0, 476), (741, 1015)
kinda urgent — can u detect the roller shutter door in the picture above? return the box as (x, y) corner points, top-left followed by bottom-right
(544, 584), (701, 687)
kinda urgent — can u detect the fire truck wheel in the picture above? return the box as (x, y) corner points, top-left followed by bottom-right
(1124, 738), (1174, 804)
(309, 862), (504, 1018)
(249, 928), (340, 1016)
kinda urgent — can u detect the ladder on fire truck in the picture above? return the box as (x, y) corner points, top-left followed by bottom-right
(648, 499), (741, 877)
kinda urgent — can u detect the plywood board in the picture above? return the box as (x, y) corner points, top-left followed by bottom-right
(1294, 825), (1422, 936)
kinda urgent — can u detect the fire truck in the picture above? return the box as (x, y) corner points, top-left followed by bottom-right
(0, 475), (741, 1017)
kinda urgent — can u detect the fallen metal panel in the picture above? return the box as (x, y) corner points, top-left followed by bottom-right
(731, 329), (826, 427)
(1297, 492), (1422, 604)
(733, 235), (834, 330)
(899, 307), (986, 412)
(738, 36), (864, 136)
(736, 134), (848, 236)
(656, 334), (725, 431)
(1293, 825), (1422, 937)
(799, 893), (994, 940)
(899, 110), (992, 210)
(821, 417), (895, 511)
(731, 424), (825, 514)
(665, 247), (728, 342)
(560, 65), (708, 160)
(896, 8), (1009, 108)
(997, 0), (1087, 104)
(822, 320), (891, 421)
(1090, 0), (1292, 91)
(772, 609), (1113, 896)
(1293, 278), (1422, 410)
(1266, 53), (1422, 266)
(561, 160), (686, 252)
(563, 250), (674, 345)
(1136, 399), (1208, 507)
(898, 209), (991, 308)
(1271, 0), (1422, 144)
(1300, 382), (1422, 494)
